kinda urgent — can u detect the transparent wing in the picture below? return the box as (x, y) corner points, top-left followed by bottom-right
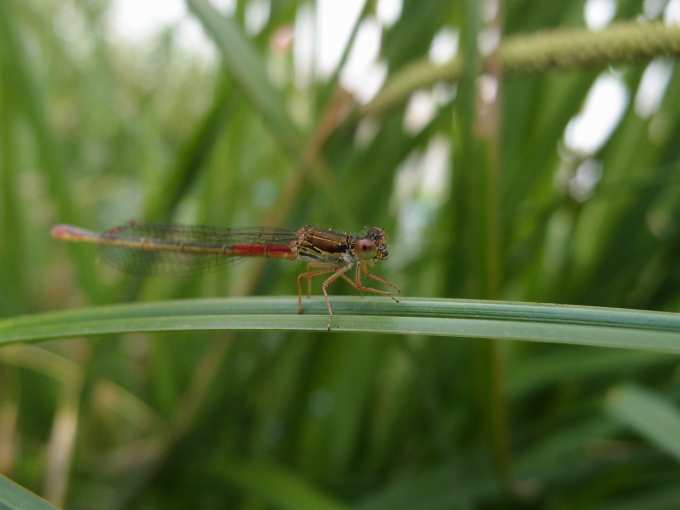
(96, 223), (299, 277)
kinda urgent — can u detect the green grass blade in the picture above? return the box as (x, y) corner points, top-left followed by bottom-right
(2, 298), (680, 352)
(221, 461), (350, 510)
(607, 384), (680, 462)
(143, 81), (236, 221)
(185, 0), (302, 155)
(0, 474), (60, 510)
(0, 0), (97, 300)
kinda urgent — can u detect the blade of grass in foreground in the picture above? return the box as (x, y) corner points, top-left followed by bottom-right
(1, 298), (680, 352)
(0, 474), (60, 510)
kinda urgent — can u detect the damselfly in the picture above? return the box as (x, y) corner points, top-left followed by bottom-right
(51, 222), (400, 330)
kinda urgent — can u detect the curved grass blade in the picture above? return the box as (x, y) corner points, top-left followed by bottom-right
(1, 298), (680, 353)
(0, 474), (60, 510)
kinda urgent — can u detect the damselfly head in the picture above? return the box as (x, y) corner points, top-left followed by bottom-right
(355, 227), (389, 261)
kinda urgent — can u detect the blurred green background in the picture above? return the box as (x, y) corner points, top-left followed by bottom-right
(2, 0), (680, 508)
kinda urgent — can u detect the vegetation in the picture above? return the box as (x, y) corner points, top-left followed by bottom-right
(2, 0), (680, 508)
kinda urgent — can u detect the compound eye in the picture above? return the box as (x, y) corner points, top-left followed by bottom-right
(354, 238), (378, 259)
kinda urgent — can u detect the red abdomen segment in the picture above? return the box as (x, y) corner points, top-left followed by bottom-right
(229, 244), (295, 259)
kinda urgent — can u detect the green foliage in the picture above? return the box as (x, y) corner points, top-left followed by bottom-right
(1, 0), (680, 508)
